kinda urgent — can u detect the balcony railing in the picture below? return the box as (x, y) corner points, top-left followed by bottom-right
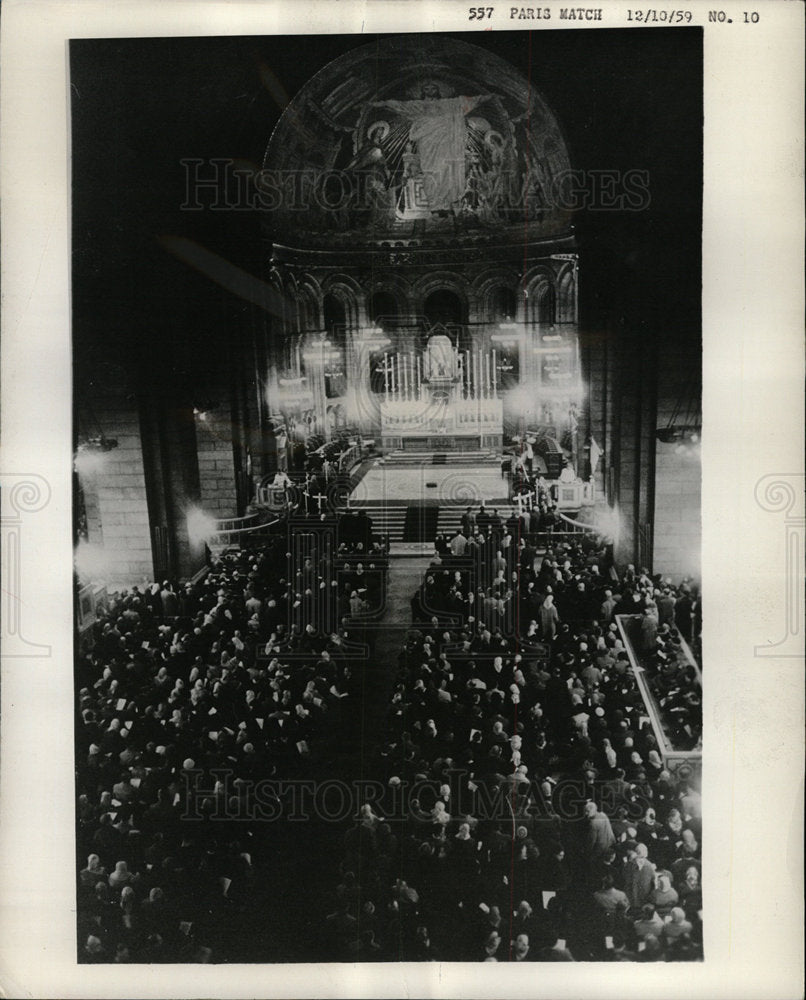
(616, 613), (702, 773)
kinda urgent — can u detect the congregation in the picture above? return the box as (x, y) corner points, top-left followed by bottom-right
(75, 495), (702, 963)
(321, 502), (703, 962)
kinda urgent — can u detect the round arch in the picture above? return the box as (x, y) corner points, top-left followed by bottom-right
(523, 266), (557, 325)
(320, 275), (363, 332)
(475, 268), (521, 322)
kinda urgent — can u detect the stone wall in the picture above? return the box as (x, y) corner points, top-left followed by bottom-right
(653, 440), (701, 581)
(81, 395), (154, 586)
(195, 410), (238, 519)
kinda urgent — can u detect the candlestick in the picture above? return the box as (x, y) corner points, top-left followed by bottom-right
(492, 349), (497, 396)
(384, 352), (389, 397)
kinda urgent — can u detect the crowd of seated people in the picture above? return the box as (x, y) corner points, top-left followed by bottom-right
(323, 505), (703, 962)
(75, 509), (387, 963)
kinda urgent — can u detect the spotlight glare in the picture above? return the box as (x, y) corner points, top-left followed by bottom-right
(186, 507), (218, 547)
(74, 541), (112, 583)
(74, 448), (108, 477)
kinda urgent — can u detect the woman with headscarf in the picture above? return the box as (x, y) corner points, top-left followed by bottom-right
(357, 802), (380, 831)
(601, 738), (618, 772)
(633, 903), (665, 940)
(539, 594), (559, 642)
(153, 665), (171, 692)
(662, 906), (693, 942)
(676, 865), (702, 917)
(431, 799), (451, 829)
(108, 860), (137, 890)
(481, 929), (502, 961)
(119, 884), (138, 928)
(645, 748), (664, 780)
(80, 853), (107, 887)
(570, 698), (590, 739)
(679, 827), (700, 859)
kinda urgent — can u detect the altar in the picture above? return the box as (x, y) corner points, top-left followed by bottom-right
(379, 333), (504, 451)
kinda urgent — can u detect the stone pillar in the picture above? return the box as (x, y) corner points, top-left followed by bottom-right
(612, 322), (656, 571)
(653, 442), (701, 580)
(138, 394), (205, 582)
(77, 393), (154, 587)
(652, 345), (701, 581)
(195, 410), (238, 520)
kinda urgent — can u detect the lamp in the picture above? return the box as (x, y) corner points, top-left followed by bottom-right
(656, 372), (701, 449)
(75, 389), (119, 457)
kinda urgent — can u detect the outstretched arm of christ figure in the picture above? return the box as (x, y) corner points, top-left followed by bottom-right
(370, 98), (412, 116)
(461, 94), (494, 113)
(370, 94), (494, 117)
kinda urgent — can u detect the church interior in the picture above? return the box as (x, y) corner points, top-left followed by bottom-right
(72, 30), (704, 963)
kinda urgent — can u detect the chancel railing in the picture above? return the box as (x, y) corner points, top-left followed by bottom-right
(208, 514), (282, 552)
(511, 481), (596, 512)
(616, 613), (702, 773)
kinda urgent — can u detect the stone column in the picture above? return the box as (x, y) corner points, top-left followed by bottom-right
(78, 392), (154, 587)
(194, 409), (238, 520)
